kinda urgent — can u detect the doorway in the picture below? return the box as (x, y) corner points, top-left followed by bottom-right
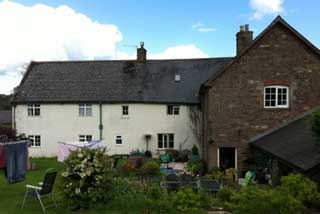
(218, 147), (237, 170)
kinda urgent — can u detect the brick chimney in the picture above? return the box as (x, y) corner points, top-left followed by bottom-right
(236, 24), (253, 55)
(137, 41), (147, 63)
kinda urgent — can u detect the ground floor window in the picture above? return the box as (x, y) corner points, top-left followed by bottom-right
(158, 133), (174, 149)
(218, 147), (237, 170)
(28, 135), (41, 147)
(79, 135), (92, 142)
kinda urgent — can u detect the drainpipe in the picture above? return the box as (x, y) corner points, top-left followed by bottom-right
(99, 102), (103, 140)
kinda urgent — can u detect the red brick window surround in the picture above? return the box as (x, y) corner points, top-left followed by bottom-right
(264, 85), (289, 108)
(264, 80), (290, 86)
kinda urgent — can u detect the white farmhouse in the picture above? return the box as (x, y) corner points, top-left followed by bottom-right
(12, 44), (231, 157)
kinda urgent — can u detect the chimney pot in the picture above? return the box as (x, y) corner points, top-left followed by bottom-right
(245, 24), (249, 31)
(240, 25), (245, 32)
(137, 41), (147, 63)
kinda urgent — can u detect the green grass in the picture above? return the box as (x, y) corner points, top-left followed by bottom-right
(0, 157), (71, 214)
(0, 157), (143, 214)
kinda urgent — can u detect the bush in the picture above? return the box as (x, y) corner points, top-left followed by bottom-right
(205, 167), (225, 181)
(187, 160), (204, 175)
(179, 149), (191, 162)
(171, 187), (205, 213)
(119, 161), (138, 176)
(227, 186), (304, 214)
(217, 186), (237, 204)
(166, 149), (180, 161)
(139, 160), (160, 176)
(280, 174), (320, 205)
(310, 109), (320, 144)
(130, 149), (145, 156)
(60, 148), (113, 209)
(191, 144), (199, 155)
(144, 150), (152, 158)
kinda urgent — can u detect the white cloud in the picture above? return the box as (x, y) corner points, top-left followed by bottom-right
(249, 0), (284, 19)
(192, 22), (216, 33)
(0, 1), (209, 94)
(149, 44), (208, 59)
(0, 0), (122, 94)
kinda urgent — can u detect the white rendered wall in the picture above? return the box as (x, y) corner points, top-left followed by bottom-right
(14, 104), (200, 157)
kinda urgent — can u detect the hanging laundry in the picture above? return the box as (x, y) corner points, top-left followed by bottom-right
(4, 141), (28, 184)
(57, 140), (105, 162)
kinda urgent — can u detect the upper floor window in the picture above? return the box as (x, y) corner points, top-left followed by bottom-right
(264, 86), (289, 108)
(79, 135), (92, 142)
(158, 133), (174, 149)
(122, 105), (129, 116)
(28, 104), (40, 116)
(167, 105), (179, 115)
(116, 136), (123, 145)
(28, 135), (41, 147)
(79, 104), (92, 116)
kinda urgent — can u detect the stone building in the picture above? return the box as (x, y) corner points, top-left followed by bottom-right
(201, 16), (320, 175)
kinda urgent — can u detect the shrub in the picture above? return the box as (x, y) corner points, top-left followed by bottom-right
(171, 187), (205, 213)
(139, 160), (160, 176)
(187, 160), (204, 175)
(205, 167), (225, 181)
(60, 148), (113, 209)
(130, 149), (145, 156)
(119, 161), (138, 176)
(144, 150), (152, 158)
(280, 174), (319, 205)
(191, 144), (199, 155)
(217, 186), (237, 204)
(179, 149), (191, 162)
(166, 149), (180, 161)
(227, 186), (304, 214)
(310, 109), (320, 144)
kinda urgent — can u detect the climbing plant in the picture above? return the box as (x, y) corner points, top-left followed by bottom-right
(309, 109), (320, 145)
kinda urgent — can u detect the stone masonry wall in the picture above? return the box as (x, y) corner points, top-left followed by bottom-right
(205, 22), (320, 172)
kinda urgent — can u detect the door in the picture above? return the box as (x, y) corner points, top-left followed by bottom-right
(218, 147), (236, 170)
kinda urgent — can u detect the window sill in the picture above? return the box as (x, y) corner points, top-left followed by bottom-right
(121, 116), (130, 119)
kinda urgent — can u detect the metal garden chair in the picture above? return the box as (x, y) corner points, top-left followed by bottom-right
(200, 179), (222, 195)
(21, 168), (58, 213)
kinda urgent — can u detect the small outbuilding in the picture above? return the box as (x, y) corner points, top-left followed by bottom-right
(250, 110), (320, 183)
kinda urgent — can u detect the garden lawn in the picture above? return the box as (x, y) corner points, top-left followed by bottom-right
(0, 158), (145, 214)
(0, 158), (69, 214)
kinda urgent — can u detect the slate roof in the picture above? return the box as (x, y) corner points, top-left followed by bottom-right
(250, 111), (320, 171)
(0, 111), (11, 124)
(12, 58), (232, 104)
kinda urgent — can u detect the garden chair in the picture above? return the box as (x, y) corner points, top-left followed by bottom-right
(180, 174), (198, 190)
(21, 168), (58, 213)
(166, 173), (180, 191)
(200, 179), (222, 195)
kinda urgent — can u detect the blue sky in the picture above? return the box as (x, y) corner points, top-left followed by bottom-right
(14, 0), (320, 57)
(0, 0), (319, 94)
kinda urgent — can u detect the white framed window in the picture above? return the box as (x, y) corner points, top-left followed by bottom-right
(167, 105), (179, 115)
(264, 86), (289, 108)
(28, 135), (41, 147)
(79, 104), (92, 116)
(79, 135), (92, 142)
(115, 136), (122, 145)
(122, 105), (129, 116)
(158, 133), (174, 149)
(27, 104), (40, 116)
